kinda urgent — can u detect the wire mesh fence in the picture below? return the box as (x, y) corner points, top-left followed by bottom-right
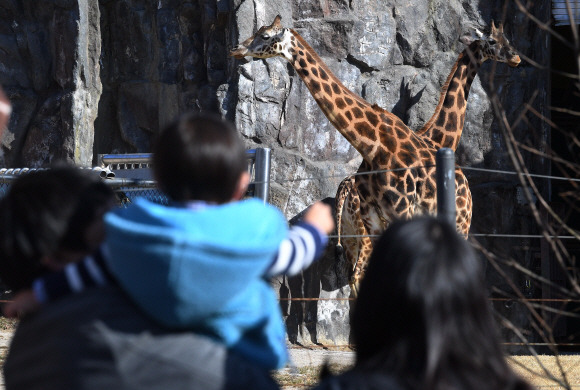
(0, 148), (578, 352)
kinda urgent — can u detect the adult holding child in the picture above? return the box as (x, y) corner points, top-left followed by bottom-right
(2, 112), (335, 388)
(0, 166), (281, 390)
(314, 217), (534, 390)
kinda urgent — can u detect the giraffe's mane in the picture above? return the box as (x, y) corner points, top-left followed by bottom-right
(289, 29), (371, 108)
(416, 51), (465, 135)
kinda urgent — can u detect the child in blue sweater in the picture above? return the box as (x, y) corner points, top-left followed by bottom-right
(7, 113), (334, 370)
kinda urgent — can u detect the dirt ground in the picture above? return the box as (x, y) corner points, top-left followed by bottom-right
(1, 328), (579, 390)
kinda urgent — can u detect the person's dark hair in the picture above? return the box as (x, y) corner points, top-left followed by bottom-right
(153, 112), (247, 203)
(352, 217), (533, 390)
(0, 166), (115, 292)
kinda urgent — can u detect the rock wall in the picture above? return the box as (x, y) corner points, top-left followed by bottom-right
(0, 0), (551, 348)
(1, 0), (101, 167)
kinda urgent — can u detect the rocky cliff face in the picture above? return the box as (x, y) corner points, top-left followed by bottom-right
(0, 0), (550, 348)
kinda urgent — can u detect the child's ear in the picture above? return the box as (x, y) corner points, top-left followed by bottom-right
(232, 171), (251, 201)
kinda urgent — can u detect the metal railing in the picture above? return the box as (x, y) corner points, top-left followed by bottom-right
(97, 148), (272, 203)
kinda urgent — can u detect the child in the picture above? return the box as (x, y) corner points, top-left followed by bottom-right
(9, 112), (334, 370)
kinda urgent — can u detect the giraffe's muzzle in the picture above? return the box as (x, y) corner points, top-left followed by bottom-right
(230, 46), (248, 59)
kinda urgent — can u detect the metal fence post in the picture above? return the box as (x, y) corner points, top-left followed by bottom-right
(254, 148), (271, 203)
(436, 148), (456, 227)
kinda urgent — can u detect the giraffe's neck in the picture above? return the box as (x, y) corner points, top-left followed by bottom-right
(416, 43), (482, 150)
(286, 29), (407, 163)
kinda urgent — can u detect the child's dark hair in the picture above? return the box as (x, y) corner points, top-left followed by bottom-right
(0, 167), (115, 292)
(153, 112), (247, 203)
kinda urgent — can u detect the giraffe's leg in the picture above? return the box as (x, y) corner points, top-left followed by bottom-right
(335, 176), (354, 251)
(336, 176), (367, 296)
(454, 168), (472, 237)
(348, 187), (380, 297)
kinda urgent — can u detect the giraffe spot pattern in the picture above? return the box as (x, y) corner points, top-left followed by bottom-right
(445, 112), (457, 131)
(335, 97), (346, 109)
(365, 111), (379, 127)
(323, 84), (332, 95)
(318, 97), (335, 113)
(352, 107), (364, 119)
(405, 174), (416, 193)
(310, 78), (320, 92)
(344, 97), (353, 105)
(355, 122), (377, 142)
(379, 133), (397, 153)
(319, 68), (329, 81)
(450, 80), (459, 92)
(436, 112), (446, 127)
(359, 141), (374, 156)
(398, 150), (415, 166)
(335, 113), (348, 129)
(306, 52), (315, 64)
(444, 95), (455, 108)
(332, 83), (341, 94)
(395, 126), (408, 140)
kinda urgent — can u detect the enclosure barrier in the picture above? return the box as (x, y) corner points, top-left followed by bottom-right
(0, 148), (578, 350)
(97, 148), (271, 203)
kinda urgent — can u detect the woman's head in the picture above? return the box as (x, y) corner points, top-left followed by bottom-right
(352, 217), (512, 387)
(0, 167), (116, 292)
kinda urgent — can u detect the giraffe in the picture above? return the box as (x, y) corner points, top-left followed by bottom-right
(416, 21), (521, 147)
(230, 15), (472, 293)
(335, 21), (521, 292)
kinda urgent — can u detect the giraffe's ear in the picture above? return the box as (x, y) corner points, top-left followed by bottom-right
(273, 15), (282, 27)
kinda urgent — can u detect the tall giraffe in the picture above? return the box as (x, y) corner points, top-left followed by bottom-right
(230, 15), (472, 293)
(335, 21), (521, 292)
(416, 21), (521, 147)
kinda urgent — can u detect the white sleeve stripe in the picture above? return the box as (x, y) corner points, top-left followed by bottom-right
(267, 224), (323, 276)
(268, 239), (293, 276)
(65, 264), (83, 292)
(293, 225), (316, 267)
(85, 256), (106, 286)
(286, 230), (306, 275)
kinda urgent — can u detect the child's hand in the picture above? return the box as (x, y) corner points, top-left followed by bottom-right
(303, 202), (335, 234)
(3, 290), (40, 318)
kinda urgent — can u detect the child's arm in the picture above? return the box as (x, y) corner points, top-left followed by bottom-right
(266, 202), (334, 277)
(35, 249), (113, 303)
(4, 249), (113, 318)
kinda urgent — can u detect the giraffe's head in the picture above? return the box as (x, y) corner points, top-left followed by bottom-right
(462, 21), (521, 67)
(230, 15), (291, 60)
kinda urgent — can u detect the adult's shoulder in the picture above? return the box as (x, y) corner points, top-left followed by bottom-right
(5, 286), (279, 390)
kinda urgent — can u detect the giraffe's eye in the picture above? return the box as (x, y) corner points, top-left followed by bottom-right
(261, 33), (270, 40)
(488, 39), (497, 46)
